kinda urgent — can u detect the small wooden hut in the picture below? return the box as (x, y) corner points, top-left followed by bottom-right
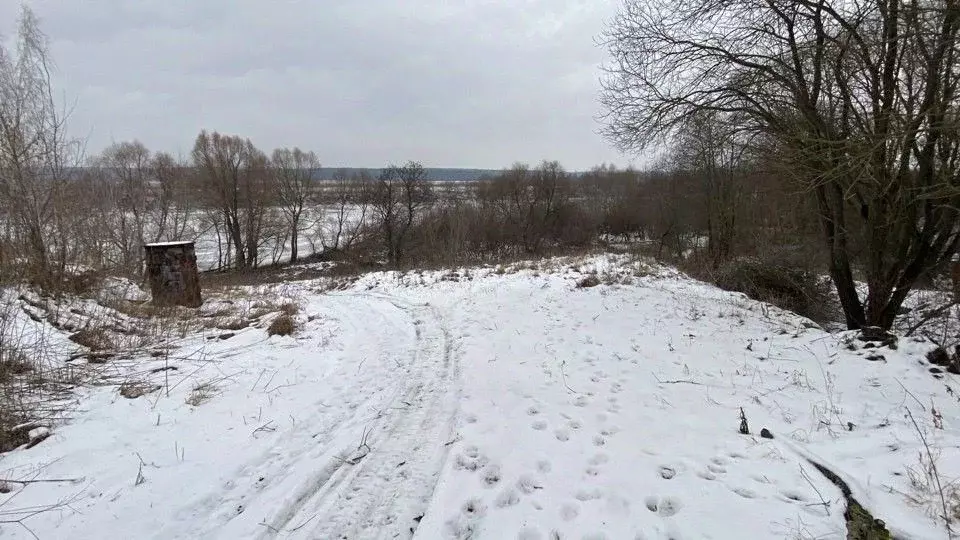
(143, 241), (202, 308)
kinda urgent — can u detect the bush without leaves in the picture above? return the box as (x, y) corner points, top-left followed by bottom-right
(711, 257), (837, 324)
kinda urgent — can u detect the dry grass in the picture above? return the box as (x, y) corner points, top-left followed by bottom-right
(119, 379), (160, 399)
(267, 313), (297, 337)
(68, 327), (115, 351)
(185, 382), (218, 407)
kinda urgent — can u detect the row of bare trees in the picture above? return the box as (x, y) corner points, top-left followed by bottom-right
(601, 0), (960, 330)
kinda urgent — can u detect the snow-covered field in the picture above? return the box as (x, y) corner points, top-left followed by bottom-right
(1, 255), (958, 539)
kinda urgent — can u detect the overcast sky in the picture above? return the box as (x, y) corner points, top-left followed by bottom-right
(0, 1), (634, 170)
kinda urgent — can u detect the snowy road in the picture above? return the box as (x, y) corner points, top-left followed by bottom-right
(1, 255), (958, 539)
(161, 294), (461, 540)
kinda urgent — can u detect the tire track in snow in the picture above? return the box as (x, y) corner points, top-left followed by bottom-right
(153, 293), (458, 540)
(266, 293), (460, 540)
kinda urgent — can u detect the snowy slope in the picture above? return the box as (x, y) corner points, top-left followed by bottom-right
(1, 255), (957, 539)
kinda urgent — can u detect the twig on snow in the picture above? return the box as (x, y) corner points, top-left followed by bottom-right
(906, 407), (954, 537)
(652, 372), (703, 386)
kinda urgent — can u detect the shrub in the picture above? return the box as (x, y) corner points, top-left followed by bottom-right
(267, 313), (297, 337)
(711, 257), (837, 324)
(68, 327), (115, 351)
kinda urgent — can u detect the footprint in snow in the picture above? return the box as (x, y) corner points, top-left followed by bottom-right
(779, 490), (807, 503)
(658, 466), (677, 480)
(711, 456), (730, 466)
(560, 503), (580, 521)
(455, 447), (489, 472)
(731, 486), (757, 499)
(532, 420), (548, 431)
(555, 429), (570, 442)
(575, 488), (603, 501)
(462, 498), (487, 517)
(588, 453), (610, 465)
(707, 463), (727, 474)
(537, 460), (552, 473)
(495, 488), (520, 508)
(600, 426), (619, 437)
(696, 470), (716, 481)
(516, 474), (543, 494)
(593, 435), (606, 447)
(481, 465), (502, 487)
(574, 396), (590, 407)
(527, 405), (541, 416)
(750, 474), (773, 485)
(645, 495), (682, 517)
(568, 419), (582, 430)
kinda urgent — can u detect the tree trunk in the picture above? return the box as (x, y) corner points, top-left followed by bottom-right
(290, 223), (299, 263)
(817, 184), (865, 329)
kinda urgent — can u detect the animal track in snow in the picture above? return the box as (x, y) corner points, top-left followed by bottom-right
(711, 456), (730, 466)
(658, 466), (677, 480)
(481, 464), (502, 487)
(555, 429), (570, 442)
(731, 486), (757, 499)
(527, 405), (541, 416)
(645, 495), (683, 517)
(454, 446), (489, 472)
(568, 419), (582, 430)
(707, 463), (727, 474)
(779, 490), (807, 503)
(532, 420), (548, 431)
(588, 453), (609, 465)
(560, 503), (580, 521)
(574, 396), (590, 407)
(592, 435), (606, 447)
(516, 474), (543, 494)
(537, 460), (552, 473)
(575, 488), (603, 501)
(696, 470), (716, 481)
(495, 488), (520, 507)
(462, 497), (486, 517)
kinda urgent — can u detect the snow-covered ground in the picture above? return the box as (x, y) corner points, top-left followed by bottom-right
(1, 255), (958, 539)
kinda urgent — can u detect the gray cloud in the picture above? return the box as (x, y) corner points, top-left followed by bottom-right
(2, 0), (633, 170)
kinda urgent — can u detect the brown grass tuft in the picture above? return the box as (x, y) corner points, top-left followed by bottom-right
(267, 313), (297, 337)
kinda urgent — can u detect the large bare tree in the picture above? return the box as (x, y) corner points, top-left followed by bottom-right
(601, 0), (960, 330)
(271, 147), (319, 263)
(0, 7), (81, 284)
(192, 131), (271, 270)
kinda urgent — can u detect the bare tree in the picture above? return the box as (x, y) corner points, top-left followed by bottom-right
(192, 131), (272, 270)
(480, 161), (573, 253)
(601, 0), (960, 330)
(0, 7), (81, 284)
(317, 169), (370, 254)
(91, 141), (152, 274)
(271, 147), (319, 263)
(371, 162), (432, 268)
(671, 113), (752, 267)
